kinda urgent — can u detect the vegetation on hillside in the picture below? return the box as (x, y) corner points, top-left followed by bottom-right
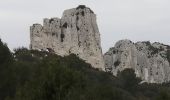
(0, 39), (170, 100)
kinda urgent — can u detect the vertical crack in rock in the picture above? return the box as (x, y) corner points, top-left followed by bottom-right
(60, 33), (65, 42)
(81, 11), (85, 16)
(76, 16), (79, 31)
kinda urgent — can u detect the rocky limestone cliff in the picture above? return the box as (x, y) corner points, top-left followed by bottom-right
(104, 39), (170, 83)
(30, 5), (104, 70)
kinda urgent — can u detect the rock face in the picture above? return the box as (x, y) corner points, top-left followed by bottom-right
(104, 39), (170, 83)
(30, 5), (104, 70)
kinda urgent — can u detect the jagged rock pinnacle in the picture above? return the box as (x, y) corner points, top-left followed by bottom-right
(30, 5), (105, 70)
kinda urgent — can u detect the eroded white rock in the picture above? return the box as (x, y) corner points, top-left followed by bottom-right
(104, 39), (170, 83)
(30, 5), (105, 70)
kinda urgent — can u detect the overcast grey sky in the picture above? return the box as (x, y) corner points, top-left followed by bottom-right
(0, 0), (170, 53)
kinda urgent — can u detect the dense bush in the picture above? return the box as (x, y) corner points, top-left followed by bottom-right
(0, 39), (170, 100)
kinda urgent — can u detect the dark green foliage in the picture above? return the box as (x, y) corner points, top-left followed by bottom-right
(156, 89), (170, 100)
(0, 39), (14, 100)
(117, 69), (141, 92)
(148, 45), (159, 55)
(76, 5), (94, 13)
(1, 39), (170, 100)
(76, 5), (86, 9)
(143, 41), (151, 46)
(15, 55), (86, 100)
(143, 41), (164, 56)
(144, 41), (159, 55)
(0, 39), (12, 66)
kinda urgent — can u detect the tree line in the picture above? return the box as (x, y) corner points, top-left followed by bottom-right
(0, 39), (170, 100)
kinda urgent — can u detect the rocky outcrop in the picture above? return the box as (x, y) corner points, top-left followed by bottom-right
(30, 5), (104, 70)
(104, 39), (170, 83)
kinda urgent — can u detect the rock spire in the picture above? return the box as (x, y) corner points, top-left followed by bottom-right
(30, 5), (105, 70)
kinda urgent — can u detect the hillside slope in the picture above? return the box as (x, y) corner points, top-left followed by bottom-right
(0, 39), (170, 100)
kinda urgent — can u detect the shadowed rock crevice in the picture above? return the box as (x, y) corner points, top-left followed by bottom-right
(60, 33), (65, 42)
(62, 22), (68, 28)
